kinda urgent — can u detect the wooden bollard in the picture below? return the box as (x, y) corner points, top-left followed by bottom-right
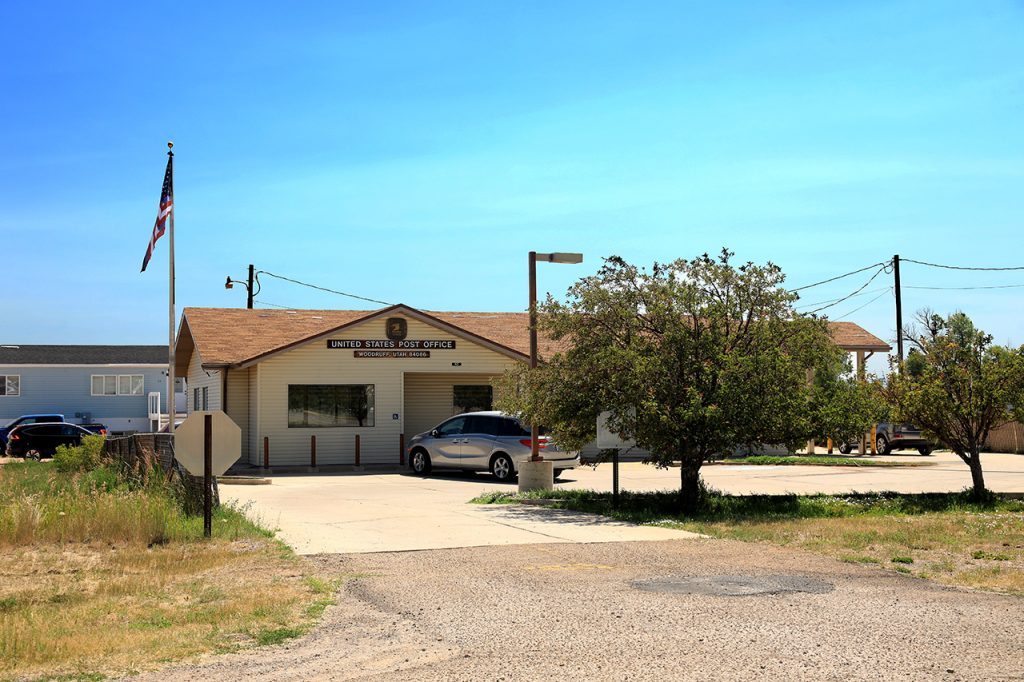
(263, 436), (269, 468)
(870, 425), (877, 455)
(827, 437), (834, 454)
(355, 434), (361, 466)
(311, 435), (317, 468)
(399, 433), (405, 466)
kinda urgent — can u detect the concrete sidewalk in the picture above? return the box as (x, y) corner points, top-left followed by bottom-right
(220, 450), (1023, 555)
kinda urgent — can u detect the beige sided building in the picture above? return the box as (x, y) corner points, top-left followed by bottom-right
(173, 304), (891, 467)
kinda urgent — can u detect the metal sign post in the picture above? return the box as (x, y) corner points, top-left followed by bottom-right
(203, 413), (212, 538)
(597, 411), (636, 510)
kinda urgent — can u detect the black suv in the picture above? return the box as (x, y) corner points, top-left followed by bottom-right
(5, 423), (95, 459)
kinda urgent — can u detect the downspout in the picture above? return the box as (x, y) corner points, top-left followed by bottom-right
(222, 368), (228, 414)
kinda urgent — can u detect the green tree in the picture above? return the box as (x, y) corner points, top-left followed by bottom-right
(885, 311), (1024, 500)
(498, 250), (852, 512)
(809, 356), (887, 448)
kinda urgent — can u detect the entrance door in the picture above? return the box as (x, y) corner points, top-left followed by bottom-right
(460, 415), (498, 470)
(431, 416), (466, 465)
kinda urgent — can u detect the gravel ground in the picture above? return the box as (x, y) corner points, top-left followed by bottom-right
(127, 539), (1024, 681)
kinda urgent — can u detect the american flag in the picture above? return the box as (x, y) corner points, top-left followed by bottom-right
(140, 153), (174, 272)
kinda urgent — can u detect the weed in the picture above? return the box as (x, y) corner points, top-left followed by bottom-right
(972, 550), (1011, 561)
(894, 566), (912, 574)
(891, 556), (914, 564)
(254, 626), (305, 646)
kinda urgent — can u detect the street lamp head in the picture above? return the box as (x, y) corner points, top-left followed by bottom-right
(224, 277), (234, 290)
(538, 252), (583, 264)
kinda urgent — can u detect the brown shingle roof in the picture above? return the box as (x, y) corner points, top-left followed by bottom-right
(176, 305), (890, 372)
(827, 321), (891, 352)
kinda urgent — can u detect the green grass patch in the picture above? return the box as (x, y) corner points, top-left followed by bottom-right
(472, 487), (1024, 594)
(253, 626), (305, 646)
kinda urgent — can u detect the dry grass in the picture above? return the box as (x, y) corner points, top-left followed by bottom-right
(0, 460), (338, 681)
(685, 511), (1024, 594)
(0, 540), (331, 680)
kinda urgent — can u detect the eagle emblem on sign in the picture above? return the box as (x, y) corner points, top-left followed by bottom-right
(386, 317), (408, 340)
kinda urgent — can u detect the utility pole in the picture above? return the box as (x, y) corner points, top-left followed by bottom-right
(893, 254), (903, 362)
(243, 262), (251, 307)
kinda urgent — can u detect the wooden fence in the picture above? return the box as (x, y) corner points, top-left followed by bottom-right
(986, 422), (1024, 454)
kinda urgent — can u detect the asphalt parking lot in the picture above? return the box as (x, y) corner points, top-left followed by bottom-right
(222, 450), (1024, 555)
(130, 539), (1024, 682)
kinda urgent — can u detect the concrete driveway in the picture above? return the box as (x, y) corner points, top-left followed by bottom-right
(223, 470), (698, 555)
(222, 450), (1023, 555)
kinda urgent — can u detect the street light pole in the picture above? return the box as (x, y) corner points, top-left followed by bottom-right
(521, 251), (583, 487)
(528, 251), (540, 461)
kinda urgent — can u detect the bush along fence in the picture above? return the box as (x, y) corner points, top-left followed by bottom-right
(103, 434), (218, 514)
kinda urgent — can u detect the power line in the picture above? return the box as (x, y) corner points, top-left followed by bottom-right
(806, 266), (888, 314)
(789, 261), (889, 293)
(252, 299), (296, 309)
(903, 283), (1024, 291)
(258, 270), (393, 306)
(794, 285), (891, 310)
(833, 288), (893, 320)
(902, 258), (1024, 272)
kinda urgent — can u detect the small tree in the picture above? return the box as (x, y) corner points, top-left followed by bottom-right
(498, 250), (851, 512)
(809, 356), (887, 449)
(885, 311), (1024, 500)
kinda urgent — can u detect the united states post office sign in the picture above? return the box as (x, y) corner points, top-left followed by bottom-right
(327, 339), (456, 350)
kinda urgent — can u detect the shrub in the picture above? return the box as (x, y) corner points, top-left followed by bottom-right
(53, 435), (107, 473)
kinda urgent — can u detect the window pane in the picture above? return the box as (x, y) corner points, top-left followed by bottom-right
(437, 417), (466, 437)
(118, 376), (131, 395)
(130, 376), (144, 395)
(453, 385), (493, 414)
(287, 386), (306, 426)
(2, 376), (15, 396)
(104, 376), (117, 395)
(92, 376), (104, 395)
(287, 385), (374, 427)
(202, 386), (209, 410)
(0, 377), (5, 396)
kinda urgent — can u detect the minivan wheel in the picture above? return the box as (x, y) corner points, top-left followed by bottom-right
(838, 443), (853, 455)
(553, 469), (565, 480)
(875, 435), (891, 456)
(490, 454), (515, 482)
(410, 449), (431, 475)
(918, 446), (934, 456)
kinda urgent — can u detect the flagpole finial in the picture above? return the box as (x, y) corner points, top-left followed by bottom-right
(167, 141), (174, 156)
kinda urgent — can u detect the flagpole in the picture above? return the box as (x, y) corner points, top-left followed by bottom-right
(167, 141), (176, 435)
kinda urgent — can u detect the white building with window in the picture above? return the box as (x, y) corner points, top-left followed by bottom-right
(173, 304), (892, 468)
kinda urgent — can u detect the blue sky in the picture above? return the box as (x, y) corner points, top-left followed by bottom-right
(1, 1), (1022, 366)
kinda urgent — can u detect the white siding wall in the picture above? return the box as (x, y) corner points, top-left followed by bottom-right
(224, 368), (250, 461)
(248, 366), (259, 465)
(404, 372), (503, 438)
(255, 315), (517, 466)
(186, 353), (222, 413)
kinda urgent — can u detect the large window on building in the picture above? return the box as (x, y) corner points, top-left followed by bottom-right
(0, 375), (20, 396)
(288, 384), (375, 427)
(91, 375), (143, 396)
(453, 385), (493, 414)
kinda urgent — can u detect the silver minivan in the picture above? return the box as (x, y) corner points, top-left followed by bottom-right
(407, 411), (580, 482)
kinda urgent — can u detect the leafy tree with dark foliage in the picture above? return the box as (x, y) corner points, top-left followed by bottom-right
(499, 250), (865, 512)
(886, 311), (1024, 500)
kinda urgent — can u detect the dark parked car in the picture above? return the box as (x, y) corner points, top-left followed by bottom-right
(5, 422), (96, 459)
(0, 413), (64, 447)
